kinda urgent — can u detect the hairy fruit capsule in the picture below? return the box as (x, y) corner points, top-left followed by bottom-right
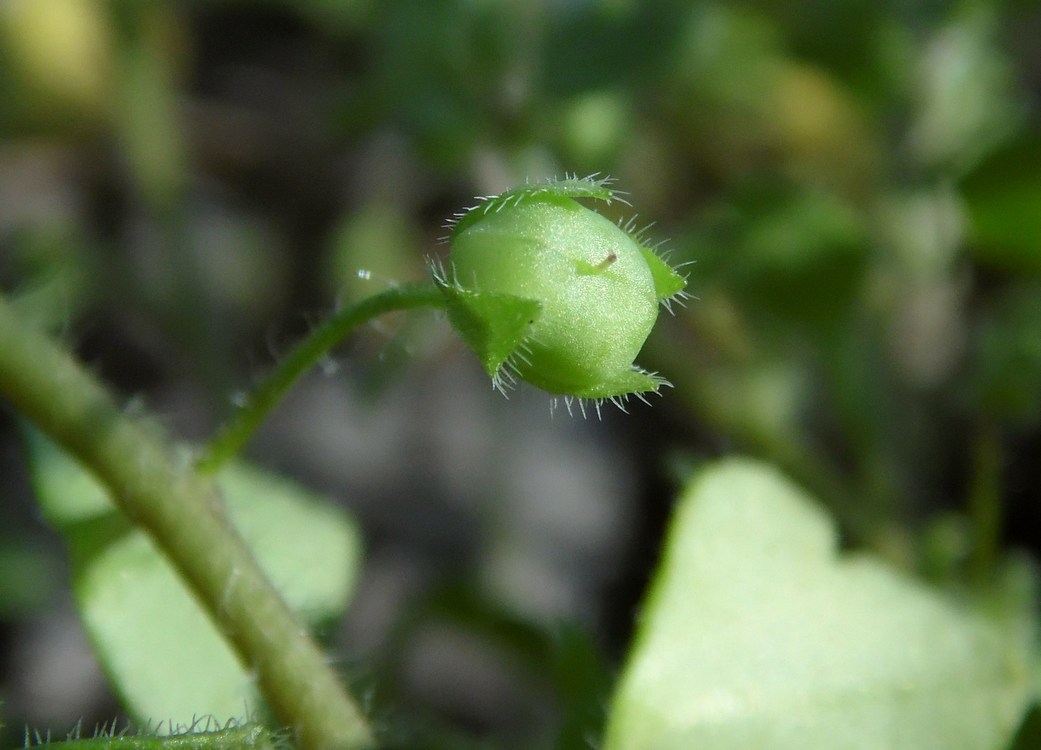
(436, 176), (687, 402)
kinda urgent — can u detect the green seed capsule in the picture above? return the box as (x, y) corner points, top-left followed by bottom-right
(436, 176), (687, 403)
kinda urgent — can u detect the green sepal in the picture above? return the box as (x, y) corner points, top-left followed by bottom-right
(437, 282), (542, 377)
(639, 245), (687, 301)
(448, 174), (621, 238)
(572, 367), (669, 400)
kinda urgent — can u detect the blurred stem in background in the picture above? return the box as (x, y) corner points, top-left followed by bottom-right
(970, 423), (1002, 584)
(111, 5), (236, 395)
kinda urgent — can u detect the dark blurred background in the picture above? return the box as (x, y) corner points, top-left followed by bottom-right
(2, 0), (1041, 747)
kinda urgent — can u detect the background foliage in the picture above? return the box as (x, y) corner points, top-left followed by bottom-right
(1, 0), (1040, 747)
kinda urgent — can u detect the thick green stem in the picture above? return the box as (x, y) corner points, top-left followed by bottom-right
(0, 294), (374, 750)
(198, 282), (446, 474)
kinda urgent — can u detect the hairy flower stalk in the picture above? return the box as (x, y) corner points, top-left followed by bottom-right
(436, 175), (687, 405)
(200, 177), (684, 473)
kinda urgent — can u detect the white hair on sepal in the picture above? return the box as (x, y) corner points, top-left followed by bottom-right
(444, 174), (632, 237)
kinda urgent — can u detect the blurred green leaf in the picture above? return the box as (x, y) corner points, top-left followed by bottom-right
(549, 624), (613, 750)
(962, 134), (1041, 275)
(114, 5), (186, 208)
(907, 6), (1021, 173)
(25, 425), (115, 526)
(25, 429), (363, 725)
(555, 89), (631, 171)
(700, 185), (867, 325)
(0, 539), (62, 616)
(541, 0), (683, 96)
(765, 0), (888, 90)
(604, 458), (1036, 750)
(967, 282), (1041, 426)
(1009, 703), (1041, 750)
(352, 0), (526, 169)
(0, 0), (114, 130)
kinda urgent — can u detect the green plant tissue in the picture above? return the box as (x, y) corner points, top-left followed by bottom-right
(25, 429), (363, 727)
(604, 458), (1036, 750)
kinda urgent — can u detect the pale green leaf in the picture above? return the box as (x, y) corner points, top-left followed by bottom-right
(605, 458), (1035, 750)
(26, 430), (363, 726)
(25, 424), (116, 525)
